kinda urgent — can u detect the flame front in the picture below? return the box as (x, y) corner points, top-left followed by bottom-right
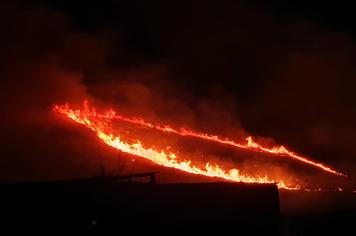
(99, 108), (346, 177)
(53, 102), (302, 190)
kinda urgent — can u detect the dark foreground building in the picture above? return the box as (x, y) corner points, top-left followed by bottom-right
(0, 177), (280, 233)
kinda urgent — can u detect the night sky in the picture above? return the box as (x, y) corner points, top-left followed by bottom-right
(0, 0), (355, 188)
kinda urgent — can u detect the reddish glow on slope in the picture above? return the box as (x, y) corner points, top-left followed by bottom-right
(88, 102), (346, 177)
(53, 102), (300, 190)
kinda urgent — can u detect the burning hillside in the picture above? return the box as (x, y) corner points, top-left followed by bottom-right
(53, 101), (347, 190)
(2, 1), (356, 234)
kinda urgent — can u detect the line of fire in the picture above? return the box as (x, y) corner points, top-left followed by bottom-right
(2, 101), (354, 234)
(2, 1), (356, 234)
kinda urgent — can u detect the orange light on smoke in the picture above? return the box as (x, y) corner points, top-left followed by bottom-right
(80, 101), (346, 177)
(53, 102), (303, 190)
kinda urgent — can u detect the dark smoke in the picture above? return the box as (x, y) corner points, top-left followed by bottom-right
(0, 1), (355, 191)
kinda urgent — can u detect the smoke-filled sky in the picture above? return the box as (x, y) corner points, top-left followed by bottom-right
(0, 0), (355, 188)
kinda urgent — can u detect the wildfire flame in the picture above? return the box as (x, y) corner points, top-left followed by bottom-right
(52, 101), (346, 190)
(53, 102), (305, 190)
(77, 101), (346, 177)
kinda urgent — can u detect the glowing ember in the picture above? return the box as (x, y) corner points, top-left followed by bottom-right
(53, 102), (301, 190)
(77, 101), (346, 177)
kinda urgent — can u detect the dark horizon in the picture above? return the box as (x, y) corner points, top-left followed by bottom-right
(0, 1), (355, 234)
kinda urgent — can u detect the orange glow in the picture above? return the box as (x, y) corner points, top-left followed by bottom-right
(53, 102), (302, 190)
(86, 102), (346, 177)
